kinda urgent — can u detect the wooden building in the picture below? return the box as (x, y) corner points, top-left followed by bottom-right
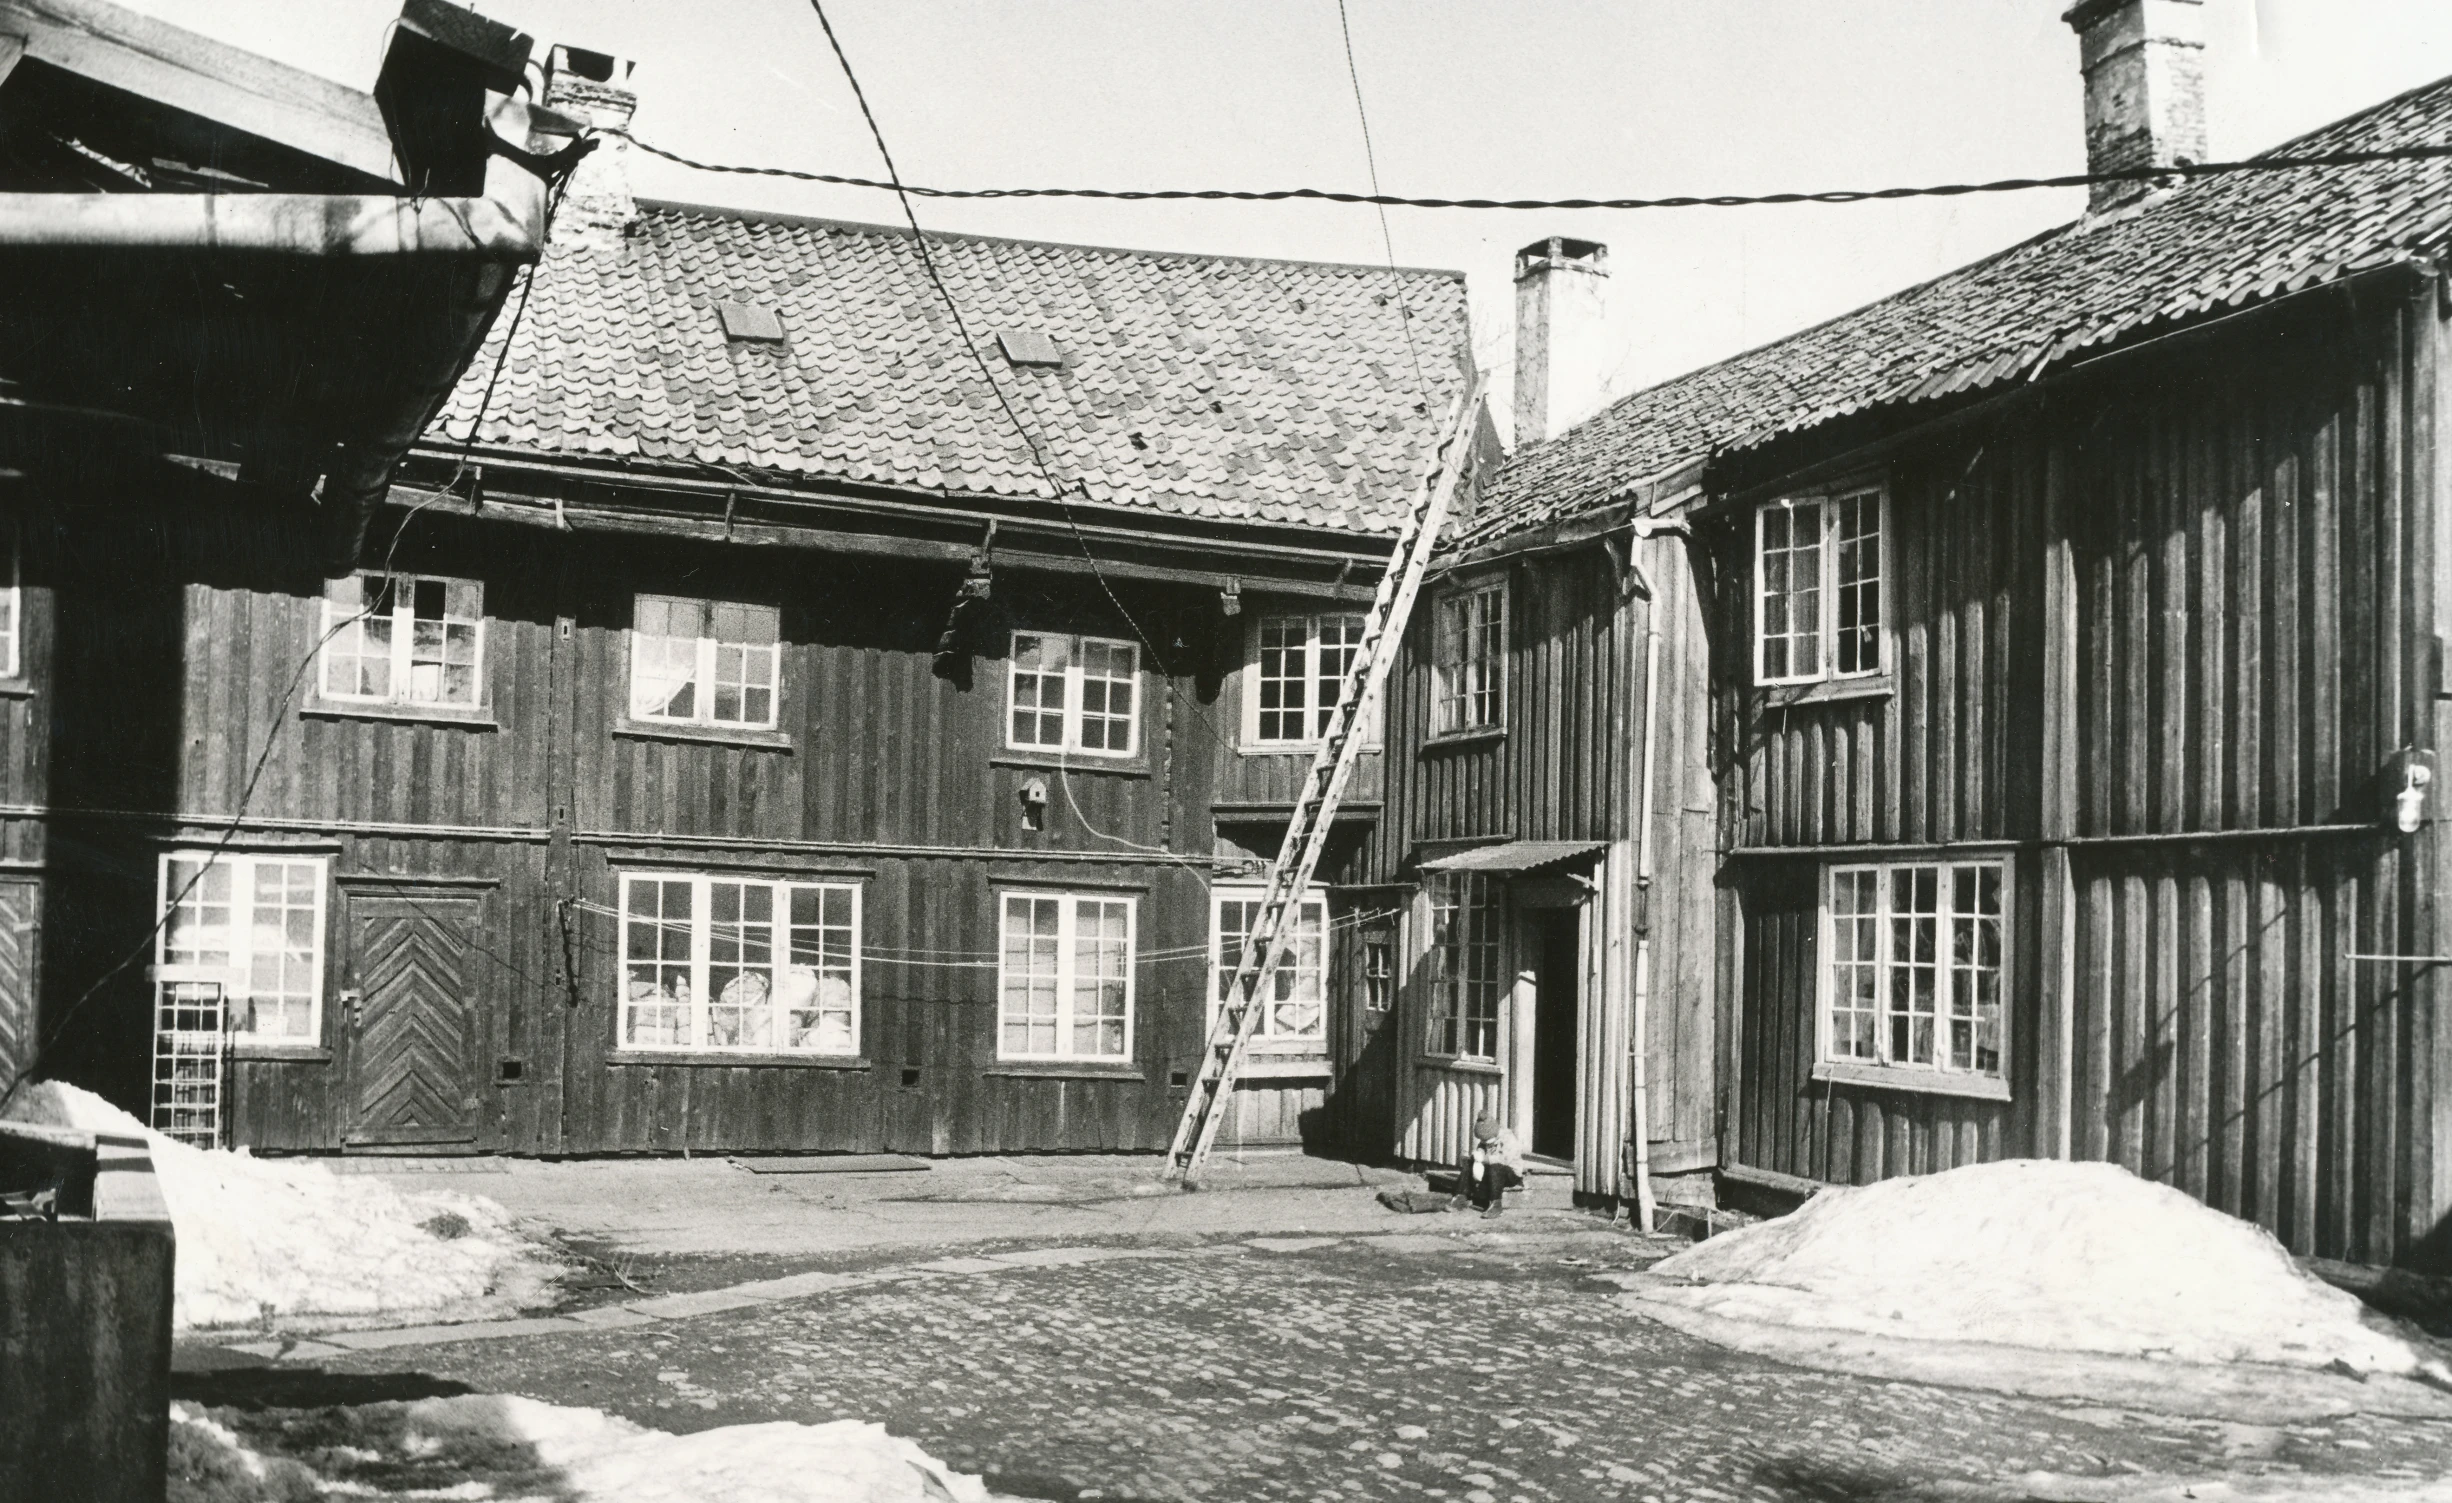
(0, 1), (567, 1119)
(21, 47), (1480, 1158)
(1423, 1), (2452, 1264)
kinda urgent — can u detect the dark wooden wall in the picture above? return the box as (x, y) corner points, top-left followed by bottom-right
(1720, 286), (2449, 1265)
(14, 470), (1373, 1158)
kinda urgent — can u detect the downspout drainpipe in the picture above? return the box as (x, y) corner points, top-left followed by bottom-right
(1623, 517), (1684, 1234)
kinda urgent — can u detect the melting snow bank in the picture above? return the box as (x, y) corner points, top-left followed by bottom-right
(6, 1081), (554, 1331)
(171, 1396), (1022, 1503)
(1644, 1160), (2424, 1374)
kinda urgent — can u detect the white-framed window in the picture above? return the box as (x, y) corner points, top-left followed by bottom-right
(321, 573), (484, 708)
(1756, 486), (1884, 685)
(1360, 931), (1395, 1014)
(618, 872), (860, 1054)
(1434, 583), (1506, 734)
(156, 852), (328, 1042)
(997, 891), (1135, 1060)
(1246, 613), (1369, 747)
(0, 516), (22, 680)
(1425, 872), (1502, 1061)
(1007, 632), (1138, 757)
(1822, 860), (2005, 1078)
(1209, 886), (1327, 1048)
(630, 596), (782, 730)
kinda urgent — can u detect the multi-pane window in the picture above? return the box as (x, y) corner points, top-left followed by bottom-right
(156, 853), (327, 1042)
(1210, 888), (1327, 1047)
(1250, 614), (1367, 745)
(1007, 632), (1138, 757)
(998, 892), (1134, 1060)
(1756, 487), (1884, 685)
(1823, 861), (2003, 1077)
(1361, 932), (1394, 1014)
(0, 519), (21, 680)
(321, 573), (483, 708)
(1434, 585), (1505, 733)
(631, 596), (781, 729)
(618, 873), (859, 1054)
(1426, 872), (1501, 1061)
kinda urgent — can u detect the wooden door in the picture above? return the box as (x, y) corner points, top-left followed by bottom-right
(346, 893), (483, 1148)
(1330, 908), (1400, 1157)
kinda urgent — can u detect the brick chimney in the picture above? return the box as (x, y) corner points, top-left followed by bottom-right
(2064, 0), (2207, 213)
(1512, 236), (1608, 448)
(542, 45), (637, 252)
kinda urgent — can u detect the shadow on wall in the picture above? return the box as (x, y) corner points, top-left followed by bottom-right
(37, 466), (320, 1116)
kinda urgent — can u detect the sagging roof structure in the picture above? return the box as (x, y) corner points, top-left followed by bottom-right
(413, 198), (1480, 588)
(1464, 69), (2452, 554)
(0, 0), (580, 566)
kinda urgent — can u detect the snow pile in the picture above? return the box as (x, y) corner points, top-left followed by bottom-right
(171, 1396), (1015, 1503)
(7, 1081), (553, 1330)
(1649, 1159), (2421, 1374)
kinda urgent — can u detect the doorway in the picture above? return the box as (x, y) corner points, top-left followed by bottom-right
(1529, 909), (1579, 1160)
(345, 891), (483, 1149)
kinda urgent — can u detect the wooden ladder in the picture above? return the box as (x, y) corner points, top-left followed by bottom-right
(1163, 377), (1487, 1188)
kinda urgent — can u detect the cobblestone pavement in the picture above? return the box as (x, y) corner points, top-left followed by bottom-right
(188, 1235), (2452, 1502)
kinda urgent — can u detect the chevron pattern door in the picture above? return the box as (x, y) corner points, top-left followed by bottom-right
(346, 894), (482, 1148)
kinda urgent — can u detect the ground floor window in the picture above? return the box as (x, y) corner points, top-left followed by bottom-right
(156, 852), (328, 1042)
(1210, 887), (1327, 1048)
(1823, 860), (2004, 1077)
(1426, 872), (1501, 1061)
(998, 892), (1134, 1061)
(619, 873), (860, 1054)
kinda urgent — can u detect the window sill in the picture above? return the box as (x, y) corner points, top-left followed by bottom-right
(231, 1043), (331, 1063)
(1422, 726), (1506, 752)
(982, 1062), (1145, 1081)
(609, 1051), (869, 1070)
(301, 698), (499, 730)
(1237, 742), (1383, 758)
(1419, 1056), (1502, 1075)
(0, 679), (34, 699)
(1235, 1056), (1333, 1080)
(1755, 675), (1893, 709)
(989, 750), (1151, 779)
(614, 718), (795, 752)
(1811, 1061), (2009, 1102)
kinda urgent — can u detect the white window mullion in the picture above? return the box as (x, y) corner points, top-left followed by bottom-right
(689, 876), (711, 1052)
(1064, 655), (1085, 752)
(1874, 871), (1895, 1068)
(766, 883), (790, 1048)
(1053, 899), (1076, 1057)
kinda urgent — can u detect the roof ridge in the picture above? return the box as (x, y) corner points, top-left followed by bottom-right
(2247, 67), (2452, 162)
(630, 198), (1468, 282)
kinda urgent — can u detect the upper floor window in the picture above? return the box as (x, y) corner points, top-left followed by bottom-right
(1756, 486), (1884, 686)
(632, 596), (781, 730)
(1210, 886), (1327, 1048)
(322, 573), (483, 708)
(1425, 872), (1501, 1061)
(156, 852), (328, 1043)
(1433, 584), (1505, 734)
(1248, 613), (1367, 747)
(619, 872), (860, 1055)
(1823, 860), (2004, 1079)
(1008, 631), (1138, 758)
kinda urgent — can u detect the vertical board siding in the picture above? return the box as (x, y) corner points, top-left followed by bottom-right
(1723, 297), (2444, 1264)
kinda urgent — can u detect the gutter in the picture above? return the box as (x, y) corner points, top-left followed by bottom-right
(0, 189), (540, 256)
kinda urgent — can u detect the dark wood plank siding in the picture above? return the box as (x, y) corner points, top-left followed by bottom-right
(1721, 289), (2447, 1263)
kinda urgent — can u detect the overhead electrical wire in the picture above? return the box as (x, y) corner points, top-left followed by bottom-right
(1332, 0), (1425, 396)
(626, 135), (2452, 213)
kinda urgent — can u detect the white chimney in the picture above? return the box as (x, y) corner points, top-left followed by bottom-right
(2064, 0), (2207, 213)
(1512, 236), (1608, 448)
(542, 45), (638, 252)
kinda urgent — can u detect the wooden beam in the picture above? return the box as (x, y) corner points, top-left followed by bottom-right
(0, 34), (26, 88)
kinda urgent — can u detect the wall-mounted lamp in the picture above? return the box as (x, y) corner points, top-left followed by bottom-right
(2394, 755), (2435, 835)
(1219, 578), (1241, 617)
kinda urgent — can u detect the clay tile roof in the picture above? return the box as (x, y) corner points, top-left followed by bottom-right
(439, 202), (1473, 538)
(1463, 71), (2452, 551)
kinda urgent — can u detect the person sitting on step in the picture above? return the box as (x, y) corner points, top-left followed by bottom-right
(1454, 1112), (1524, 1217)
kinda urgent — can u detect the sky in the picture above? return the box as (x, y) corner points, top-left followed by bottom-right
(127, 0), (2452, 443)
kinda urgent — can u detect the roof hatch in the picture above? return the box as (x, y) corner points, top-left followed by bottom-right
(996, 330), (1064, 368)
(717, 300), (785, 343)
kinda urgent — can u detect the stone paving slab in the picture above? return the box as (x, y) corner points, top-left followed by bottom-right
(1246, 1235), (1345, 1252)
(909, 1255), (1022, 1274)
(983, 1245), (1137, 1268)
(622, 1289), (773, 1319)
(723, 1270), (862, 1299)
(563, 1305), (660, 1329)
(320, 1317), (580, 1351)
